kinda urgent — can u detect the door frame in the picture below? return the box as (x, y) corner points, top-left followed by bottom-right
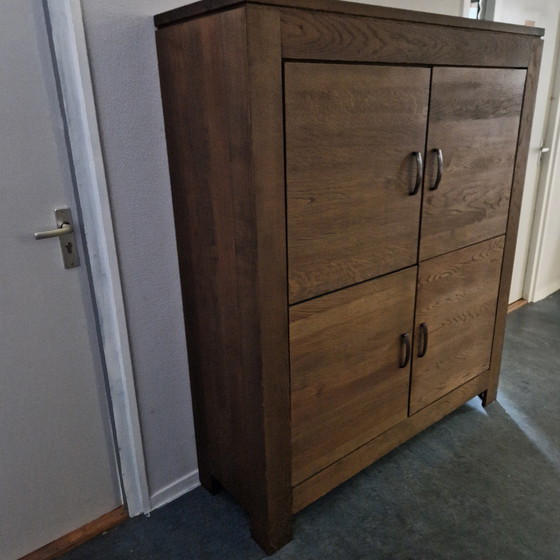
(45, 0), (150, 515)
(523, 27), (560, 302)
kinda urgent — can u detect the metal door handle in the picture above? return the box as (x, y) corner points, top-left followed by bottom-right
(34, 222), (73, 240)
(418, 322), (429, 358)
(430, 149), (443, 191)
(399, 332), (411, 368)
(410, 152), (423, 196)
(33, 208), (80, 269)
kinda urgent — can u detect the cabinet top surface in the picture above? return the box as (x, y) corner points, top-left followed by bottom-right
(154, 0), (544, 37)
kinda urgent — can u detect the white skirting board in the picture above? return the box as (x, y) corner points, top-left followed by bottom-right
(150, 470), (201, 511)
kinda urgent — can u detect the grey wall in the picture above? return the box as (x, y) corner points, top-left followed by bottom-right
(79, 0), (464, 505)
(80, 0), (197, 503)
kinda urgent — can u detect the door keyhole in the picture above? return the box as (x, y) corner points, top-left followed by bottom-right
(65, 242), (73, 254)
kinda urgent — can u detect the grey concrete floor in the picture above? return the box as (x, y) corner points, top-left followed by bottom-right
(61, 291), (560, 560)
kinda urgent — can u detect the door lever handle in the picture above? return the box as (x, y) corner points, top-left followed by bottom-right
(33, 208), (80, 269)
(34, 222), (73, 240)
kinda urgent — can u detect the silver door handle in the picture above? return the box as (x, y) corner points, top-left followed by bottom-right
(429, 148), (443, 191)
(34, 222), (73, 240)
(33, 208), (80, 269)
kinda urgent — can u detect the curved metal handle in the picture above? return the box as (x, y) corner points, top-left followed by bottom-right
(410, 152), (423, 196)
(34, 222), (73, 240)
(399, 332), (411, 368)
(430, 149), (443, 191)
(418, 322), (429, 358)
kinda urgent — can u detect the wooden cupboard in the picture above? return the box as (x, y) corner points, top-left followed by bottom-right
(155, 0), (543, 553)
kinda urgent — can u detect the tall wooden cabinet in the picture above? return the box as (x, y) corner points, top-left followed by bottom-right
(155, 1), (542, 553)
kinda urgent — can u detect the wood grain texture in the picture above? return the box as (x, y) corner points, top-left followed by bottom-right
(410, 237), (505, 414)
(246, 5), (292, 551)
(157, 6), (291, 553)
(290, 267), (416, 485)
(484, 38), (544, 407)
(285, 63), (428, 303)
(293, 371), (490, 512)
(420, 68), (526, 261)
(20, 507), (127, 560)
(155, 0), (544, 548)
(155, 0), (543, 37)
(281, 10), (535, 67)
(157, 6), (252, 502)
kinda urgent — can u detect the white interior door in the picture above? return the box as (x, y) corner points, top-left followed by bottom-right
(491, 0), (560, 302)
(0, 3), (122, 559)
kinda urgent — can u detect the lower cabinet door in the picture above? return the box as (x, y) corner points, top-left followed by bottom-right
(290, 267), (417, 486)
(410, 237), (505, 414)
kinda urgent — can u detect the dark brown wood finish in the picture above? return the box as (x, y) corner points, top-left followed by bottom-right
(410, 237), (505, 414)
(281, 10), (535, 67)
(155, 0), (543, 37)
(290, 267), (416, 484)
(285, 63), (428, 303)
(420, 68), (526, 261)
(156, 6), (291, 552)
(484, 38), (544, 407)
(245, 5), (292, 550)
(155, 1), (543, 551)
(293, 371), (490, 512)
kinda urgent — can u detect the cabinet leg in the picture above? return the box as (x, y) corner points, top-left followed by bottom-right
(480, 385), (497, 407)
(199, 470), (222, 495)
(250, 512), (292, 555)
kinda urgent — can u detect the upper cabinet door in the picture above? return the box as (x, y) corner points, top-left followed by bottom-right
(285, 63), (430, 304)
(420, 67), (526, 261)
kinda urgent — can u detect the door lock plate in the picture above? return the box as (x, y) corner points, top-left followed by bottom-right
(55, 208), (80, 269)
(34, 208), (80, 269)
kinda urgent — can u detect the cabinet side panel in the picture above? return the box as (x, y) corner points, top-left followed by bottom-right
(485, 38), (544, 405)
(156, 7), (259, 513)
(157, 6), (292, 553)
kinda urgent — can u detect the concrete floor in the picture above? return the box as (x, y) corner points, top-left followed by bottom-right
(61, 291), (560, 559)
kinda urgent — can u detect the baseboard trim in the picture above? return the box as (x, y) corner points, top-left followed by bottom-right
(19, 506), (128, 560)
(150, 470), (200, 511)
(508, 298), (528, 313)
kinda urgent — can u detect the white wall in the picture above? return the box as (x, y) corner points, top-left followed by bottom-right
(492, 0), (560, 302)
(78, 0), (466, 507)
(354, 0), (465, 15)
(80, 0), (198, 506)
(533, 148), (560, 299)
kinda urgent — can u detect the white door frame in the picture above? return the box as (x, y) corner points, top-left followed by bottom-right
(45, 0), (150, 515)
(524, 43), (560, 302)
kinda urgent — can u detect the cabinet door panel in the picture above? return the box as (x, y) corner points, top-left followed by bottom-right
(410, 237), (504, 414)
(285, 63), (429, 303)
(420, 68), (525, 261)
(290, 267), (416, 485)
